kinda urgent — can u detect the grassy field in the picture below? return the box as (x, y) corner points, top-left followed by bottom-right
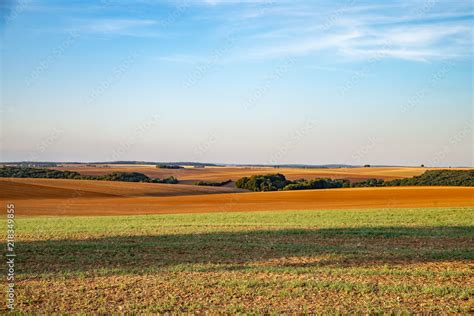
(3, 207), (473, 313)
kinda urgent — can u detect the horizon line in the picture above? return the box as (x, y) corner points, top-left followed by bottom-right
(1, 161), (472, 169)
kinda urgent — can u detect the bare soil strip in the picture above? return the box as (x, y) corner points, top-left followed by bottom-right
(5, 185), (473, 216)
(0, 178), (245, 200)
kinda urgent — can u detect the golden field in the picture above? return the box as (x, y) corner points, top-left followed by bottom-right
(1, 166), (473, 313)
(50, 164), (459, 184)
(1, 169), (473, 216)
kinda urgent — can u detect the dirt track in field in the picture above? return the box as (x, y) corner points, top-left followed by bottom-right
(4, 182), (473, 216)
(50, 165), (449, 183)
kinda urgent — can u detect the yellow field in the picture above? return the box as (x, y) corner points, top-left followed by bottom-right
(2, 177), (473, 216)
(0, 177), (244, 200)
(50, 165), (449, 183)
(2, 168), (473, 313)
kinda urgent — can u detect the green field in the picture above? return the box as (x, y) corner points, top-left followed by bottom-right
(3, 207), (474, 313)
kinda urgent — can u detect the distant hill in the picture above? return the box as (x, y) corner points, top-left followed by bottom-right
(1, 161), (471, 169)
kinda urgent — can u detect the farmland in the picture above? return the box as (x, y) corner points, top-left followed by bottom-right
(4, 0), (474, 312)
(2, 180), (473, 216)
(0, 177), (244, 200)
(1, 166), (474, 216)
(1, 165), (473, 313)
(49, 164), (452, 184)
(1, 208), (473, 313)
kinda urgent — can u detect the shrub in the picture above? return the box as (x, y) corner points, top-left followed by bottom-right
(236, 174), (349, 191)
(0, 166), (82, 179)
(351, 178), (385, 187)
(156, 165), (183, 169)
(194, 179), (232, 187)
(385, 170), (474, 187)
(99, 172), (151, 182)
(236, 174), (288, 191)
(283, 178), (349, 190)
(151, 176), (179, 184)
(0, 166), (183, 184)
(235, 170), (474, 191)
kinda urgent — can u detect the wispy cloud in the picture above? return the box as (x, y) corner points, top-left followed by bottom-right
(226, 1), (474, 62)
(156, 54), (211, 64)
(77, 18), (158, 36)
(246, 31), (362, 59)
(21, 0), (472, 62)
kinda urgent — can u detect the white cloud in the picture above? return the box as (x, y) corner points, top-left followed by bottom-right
(247, 31), (363, 59)
(234, 2), (473, 62)
(77, 18), (158, 36)
(156, 54), (210, 64)
(150, 1), (472, 64)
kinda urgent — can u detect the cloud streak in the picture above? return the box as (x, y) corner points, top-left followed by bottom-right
(158, 0), (472, 63)
(77, 18), (158, 36)
(241, 3), (472, 62)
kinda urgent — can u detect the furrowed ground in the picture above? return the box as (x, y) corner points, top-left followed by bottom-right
(50, 165), (468, 184)
(1, 207), (473, 313)
(2, 178), (473, 216)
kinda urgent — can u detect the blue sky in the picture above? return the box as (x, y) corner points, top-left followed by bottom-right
(1, 0), (472, 166)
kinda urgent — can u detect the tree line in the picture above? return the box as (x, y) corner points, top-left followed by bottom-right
(2, 166), (472, 190)
(0, 166), (178, 184)
(193, 179), (232, 187)
(235, 174), (349, 191)
(235, 170), (474, 192)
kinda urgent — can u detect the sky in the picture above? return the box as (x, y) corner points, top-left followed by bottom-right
(0, 0), (473, 166)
